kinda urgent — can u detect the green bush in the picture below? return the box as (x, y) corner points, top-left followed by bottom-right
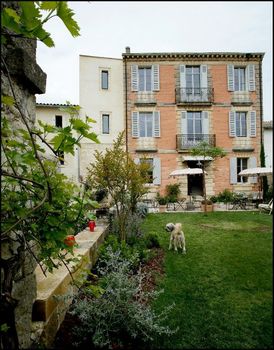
(215, 188), (234, 203)
(144, 232), (160, 249)
(156, 192), (168, 205)
(166, 183), (181, 200)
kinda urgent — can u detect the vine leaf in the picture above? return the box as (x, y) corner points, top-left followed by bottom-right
(56, 2), (80, 38)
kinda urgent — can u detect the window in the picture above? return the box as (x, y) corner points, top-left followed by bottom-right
(140, 158), (154, 183)
(57, 150), (64, 165)
(55, 115), (62, 128)
(138, 67), (152, 91)
(237, 158), (248, 183)
(235, 112), (247, 137)
(187, 111), (202, 142)
(102, 114), (110, 134)
(186, 66), (201, 94)
(234, 67), (246, 91)
(101, 70), (109, 89)
(139, 112), (153, 137)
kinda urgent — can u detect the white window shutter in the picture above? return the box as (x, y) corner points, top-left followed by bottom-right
(132, 111), (139, 137)
(201, 65), (208, 88)
(202, 111), (209, 135)
(247, 64), (256, 91)
(180, 65), (186, 87)
(229, 111), (236, 137)
(152, 65), (160, 91)
(153, 158), (161, 185)
(230, 157), (237, 184)
(227, 64), (234, 91)
(250, 111), (256, 137)
(181, 111), (187, 133)
(248, 156), (257, 183)
(153, 111), (160, 137)
(131, 65), (138, 91)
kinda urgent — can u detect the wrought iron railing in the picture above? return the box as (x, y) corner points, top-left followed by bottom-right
(176, 88), (214, 103)
(176, 134), (216, 150)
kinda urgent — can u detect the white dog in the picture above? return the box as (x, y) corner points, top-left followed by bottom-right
(165, 223), (186, 254)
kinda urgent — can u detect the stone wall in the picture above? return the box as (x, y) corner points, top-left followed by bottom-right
(1, 1), (46, 348)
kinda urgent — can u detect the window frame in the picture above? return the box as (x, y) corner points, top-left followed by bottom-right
(235, 111), (247, 137)
(55, 115), (63, 128)
(138, 66), (152, 92)
(237, 158), (248, 183)
(140, 158), (154, 184)
(102, 113), (110, 134)
(234, 67), (246, 92)
(101, 70), (109, 90)
(139, 112), (153, 137)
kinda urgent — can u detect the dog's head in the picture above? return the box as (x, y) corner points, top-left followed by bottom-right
(165, 223), (175, 232)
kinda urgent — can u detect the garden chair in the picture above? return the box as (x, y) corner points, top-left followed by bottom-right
(258, 198), (273, 215)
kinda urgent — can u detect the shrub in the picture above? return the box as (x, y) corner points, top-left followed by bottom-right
(144, 232), (160, 249)
(136, 202), (149, 218)
(216, 188), (234, 203)
(156, 192), (168, 205)
(70, 248), (178, 349)
(166, 183), (181, 201)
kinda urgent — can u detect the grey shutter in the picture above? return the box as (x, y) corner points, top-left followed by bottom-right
(227, 64), (234, 91)
(248, 156), (257, 183)
(250, 111), (256, 137)
(131, 65), (138, 91)
(201, 65), (208, 88)
(180, 65), (186, 101)
(152, 64), (160, 91)
(202, 111), (209, 135)
(230, 157), (237, 184)
(229, 111), (236, 137)
(247, 64), (256, 91)
(153, 111), (160, 137)
(181, 111), (187, 133)
(180, 65), (186, 87)
(132, 111), (139, 137)
(153, 158), (161, 185)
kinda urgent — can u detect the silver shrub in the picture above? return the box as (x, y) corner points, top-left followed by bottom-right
(70, 247), (178, 348)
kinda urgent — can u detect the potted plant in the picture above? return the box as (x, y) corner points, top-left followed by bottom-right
(86, 212), (97, 232)
(201, 199), (213, 212)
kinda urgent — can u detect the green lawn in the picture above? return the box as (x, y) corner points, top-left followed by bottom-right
(142, 212), (273, 349)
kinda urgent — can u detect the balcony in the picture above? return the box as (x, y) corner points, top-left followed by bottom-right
(135, 92), (156, 106)
(176, 134), (216, 151)
(231, 91), (253, 106)
(176, 88), (214, 105)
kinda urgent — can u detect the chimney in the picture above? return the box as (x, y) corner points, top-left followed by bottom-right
(125, 46), (130, 54)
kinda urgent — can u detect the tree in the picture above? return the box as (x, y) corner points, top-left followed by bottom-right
(1, 2), (98, 348)
(260, 143), (269, 201)
(86, 132), (150, 242)
(191, 141), (226, 213)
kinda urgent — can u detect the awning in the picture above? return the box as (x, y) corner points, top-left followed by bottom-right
(169, 168), (207, 177)
(182, 156), (213, 162)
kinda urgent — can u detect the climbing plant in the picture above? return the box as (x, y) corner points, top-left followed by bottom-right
(1, 2), (98, 348)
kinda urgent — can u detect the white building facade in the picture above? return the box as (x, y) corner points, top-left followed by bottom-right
(36, 103), (80, 182)
(79, 55), (124, 179)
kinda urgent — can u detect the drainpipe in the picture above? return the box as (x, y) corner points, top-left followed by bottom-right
(124, 47), (130, 153)
(259, 58), (263, 151)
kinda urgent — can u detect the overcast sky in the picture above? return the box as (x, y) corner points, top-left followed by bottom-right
(36, 1), (273, 121)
